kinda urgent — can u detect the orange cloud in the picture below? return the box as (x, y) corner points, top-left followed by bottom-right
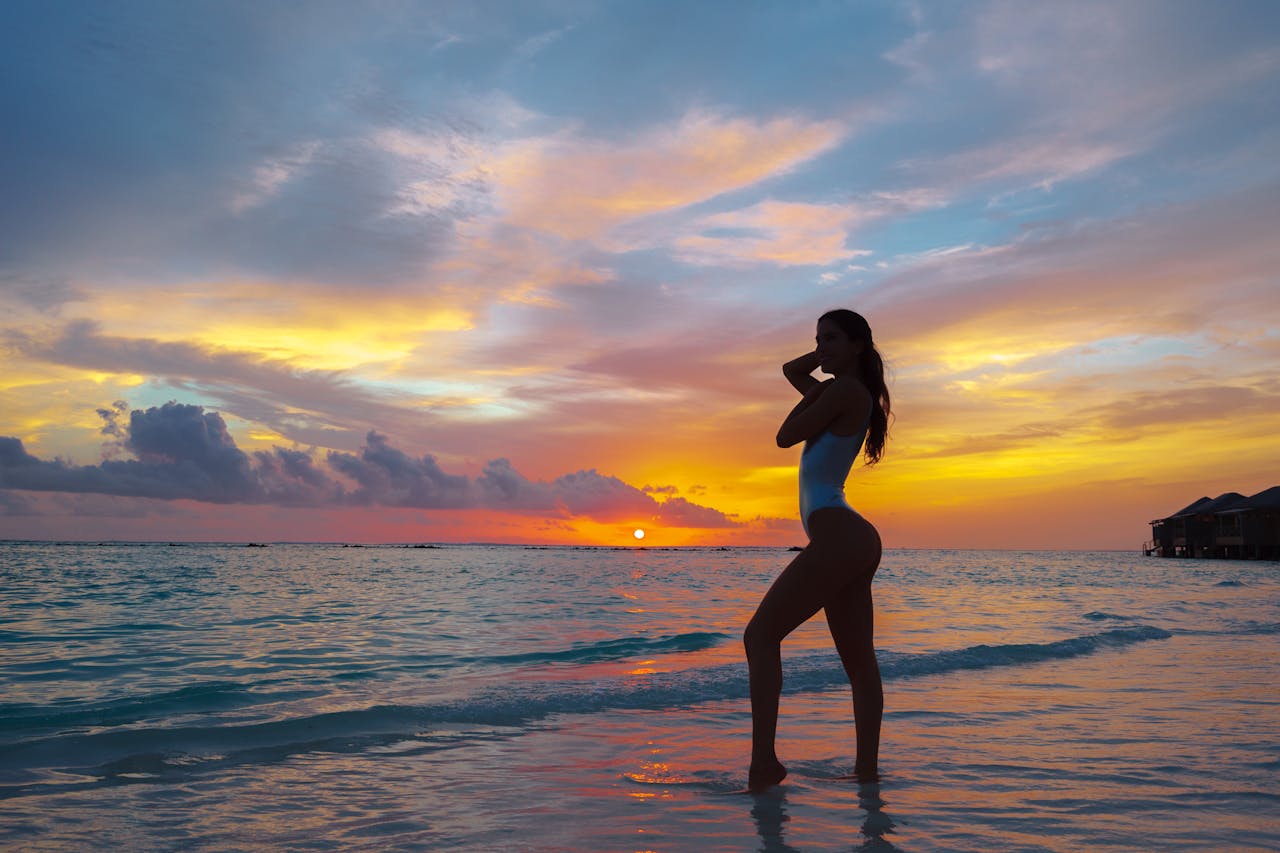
(490, 111), (845, 241)
(673, 201), (871, 267)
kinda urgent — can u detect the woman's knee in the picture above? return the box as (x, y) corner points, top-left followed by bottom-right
(743, 619), (777, 656)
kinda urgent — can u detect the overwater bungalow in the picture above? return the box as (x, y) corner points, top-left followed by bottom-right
(1147, 486), (1280, 560)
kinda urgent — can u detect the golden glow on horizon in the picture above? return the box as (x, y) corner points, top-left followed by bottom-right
(72, 287), (476, 371)
(7, 316), (1275, 549)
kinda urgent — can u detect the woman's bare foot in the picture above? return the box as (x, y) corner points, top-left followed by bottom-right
(748, 758), (787, 791)
(851, 764), (880, 784)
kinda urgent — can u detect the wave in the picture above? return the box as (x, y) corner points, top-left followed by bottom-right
(0, 682), (321, 733)
(1177, 621), (1280, 638)
(0, 633), (728, 733)
(470, 631), (729, 667)
(0, 625), (1170, 795)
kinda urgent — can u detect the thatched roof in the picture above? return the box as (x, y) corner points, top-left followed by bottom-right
(1160, 487), (1280, 520)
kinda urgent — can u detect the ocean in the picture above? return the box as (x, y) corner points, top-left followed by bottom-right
(0, 542), (1276, 851)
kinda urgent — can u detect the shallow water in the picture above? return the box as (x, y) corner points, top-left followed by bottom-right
(1, 543), (1276, 850)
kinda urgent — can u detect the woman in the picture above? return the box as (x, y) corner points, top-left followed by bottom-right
(745, 308), (890, 791)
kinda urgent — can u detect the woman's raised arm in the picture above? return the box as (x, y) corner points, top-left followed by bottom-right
(783, 351), (821, 395)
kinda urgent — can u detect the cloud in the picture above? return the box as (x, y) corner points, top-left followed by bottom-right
(0, 402), (740, 528)
(925, 137), (1137, 192)
(371, 123), (510, 220)
(890, 0), (1280, 197)
(229, 142), (322, 214)
(477, 459), (741, 527)
(672, 201), (872, 268)
(0, 6), (552, 288)
(475, 457), (557, 509)
(867, 181), (1280, 357)
(491, 110), (846, 241)
(49, 492), (186, 519)
(550, 468), (658, 519)
(328, 432), (472, 508)
(7, 320), (421, 446)
(0, 403), (260, 503)
(911, 422), (1067, 459)
(607, 187), (945, 271)
(1085, 386), (1276, 432)
(655, 496), (741, 528)
(0, 489), (36, 517)
(0, 403), (340, 506)
(513, 25), (574, 63)
(0, 273), (85, 315)
(252, 447), (347, 506)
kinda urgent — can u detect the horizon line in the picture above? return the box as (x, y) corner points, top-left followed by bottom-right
(0, 538), (1143, 553)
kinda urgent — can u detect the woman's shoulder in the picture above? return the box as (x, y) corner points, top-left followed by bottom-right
(828, 374), (871, 402)
(827, 376), (872, 424)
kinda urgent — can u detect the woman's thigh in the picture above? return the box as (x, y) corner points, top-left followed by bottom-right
(748, 510), (880, 644)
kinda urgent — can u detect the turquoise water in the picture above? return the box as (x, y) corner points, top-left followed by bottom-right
(1, 543), (1276, 850)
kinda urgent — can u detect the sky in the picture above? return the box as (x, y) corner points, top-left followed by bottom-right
(2, 0), (1278, 548)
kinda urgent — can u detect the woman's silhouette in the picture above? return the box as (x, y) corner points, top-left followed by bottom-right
(745, 309), (890, 791)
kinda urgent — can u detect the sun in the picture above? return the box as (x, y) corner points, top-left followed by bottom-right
(633, 528), (646, 540)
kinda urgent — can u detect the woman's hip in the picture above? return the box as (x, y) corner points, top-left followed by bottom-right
(805, 506), (881, 567)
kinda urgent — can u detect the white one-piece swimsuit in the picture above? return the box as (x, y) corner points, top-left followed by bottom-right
(798, 424), (867, 538)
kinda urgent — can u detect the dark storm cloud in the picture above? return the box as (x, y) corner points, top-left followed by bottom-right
(253, 447), (346, 506)
(475, 458), (556, 510)
(1, 403), (275, 503)
(327, 432), (473, 509)
(0, 403), (738, 527)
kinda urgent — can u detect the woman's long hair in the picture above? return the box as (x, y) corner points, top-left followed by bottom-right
(819, 309), (891, 464)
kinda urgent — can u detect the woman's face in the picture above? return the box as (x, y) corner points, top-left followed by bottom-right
(815, 317), (862, 375)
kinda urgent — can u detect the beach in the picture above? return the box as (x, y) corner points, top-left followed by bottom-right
(1, 543), (1276, 851)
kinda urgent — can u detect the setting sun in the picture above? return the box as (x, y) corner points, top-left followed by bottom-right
(633, 529), (646, 540)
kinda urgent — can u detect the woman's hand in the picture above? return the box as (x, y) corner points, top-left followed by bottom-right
(783, 351), (822, 394)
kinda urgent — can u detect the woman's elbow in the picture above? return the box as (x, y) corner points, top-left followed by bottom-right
(776, 429), (798, 448)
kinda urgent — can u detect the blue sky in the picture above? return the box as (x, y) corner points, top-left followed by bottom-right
(2, 0), (1278, 546)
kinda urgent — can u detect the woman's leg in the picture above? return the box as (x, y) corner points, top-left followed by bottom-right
(743, 509), (878, 789)
(825, 515), (883, 779)
(743, 547), (833, 788)
(825, 580), (883, 780)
